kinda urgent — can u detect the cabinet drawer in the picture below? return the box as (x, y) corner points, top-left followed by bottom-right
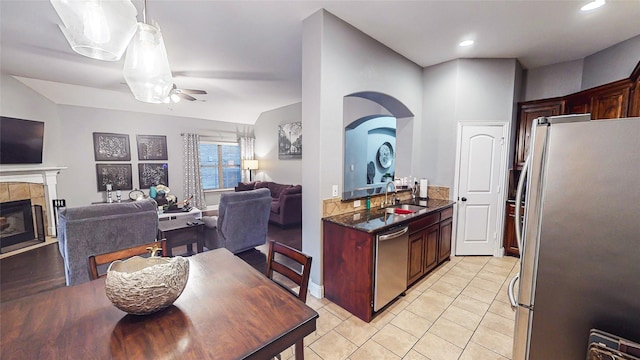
(409, 213), (440, 233)
(440, 207), (453, 220)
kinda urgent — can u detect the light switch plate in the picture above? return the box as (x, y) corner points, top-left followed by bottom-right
(332, 185), (339, 197)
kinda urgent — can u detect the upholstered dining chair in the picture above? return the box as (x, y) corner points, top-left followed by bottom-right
(265, 240), (312, 359)
(87, 239), (167, 280)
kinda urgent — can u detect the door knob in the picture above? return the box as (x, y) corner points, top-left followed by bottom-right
(461, 197), (467, 202)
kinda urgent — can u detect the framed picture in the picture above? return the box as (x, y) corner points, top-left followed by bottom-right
(136, 135), (168, 160)
(93, 132), (131, 161)
(96, 164), (133, 191)
(138, 163), (169, 189)
(278, 122), (302, 159)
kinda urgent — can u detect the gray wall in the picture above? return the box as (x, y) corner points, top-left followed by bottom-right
(421, 58), (520, 190)
(302, 10), (423, 289)
(582, 34), (640, 89)
(253, 102), (302, 185)
(54, 106), (241, 207)
(0, 74), (62, 166)
(522, 59), (584, 101)
(1, 75), (249, 208)
(523, 34), (640, 101)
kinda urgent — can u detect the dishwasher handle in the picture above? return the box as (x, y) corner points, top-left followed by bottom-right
(378, 227), (408, 241)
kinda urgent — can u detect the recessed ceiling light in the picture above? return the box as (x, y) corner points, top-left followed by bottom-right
(459, 40), (474, 47)
(581, 0), (605, 11)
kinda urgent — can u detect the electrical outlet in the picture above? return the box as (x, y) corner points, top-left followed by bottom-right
(353, 200), (361, 208)
(332, 185), (339, 197)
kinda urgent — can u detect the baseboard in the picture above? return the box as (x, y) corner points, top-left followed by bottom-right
(308, 280), (324, 299)
(495, 246), (505, 257)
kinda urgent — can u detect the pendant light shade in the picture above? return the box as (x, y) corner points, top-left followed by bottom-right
(50, 0), (138, 61)
(123, 22), (173, 103)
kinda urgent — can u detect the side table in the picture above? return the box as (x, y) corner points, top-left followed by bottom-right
(157, 216), (204, 256)
(158, 207), (202, 221)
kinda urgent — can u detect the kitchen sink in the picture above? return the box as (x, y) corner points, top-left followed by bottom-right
(386, 204), (426, 214)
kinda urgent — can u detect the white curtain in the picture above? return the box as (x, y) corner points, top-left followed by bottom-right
(238, 136), (255, 182)
(183, 133), (206, 210)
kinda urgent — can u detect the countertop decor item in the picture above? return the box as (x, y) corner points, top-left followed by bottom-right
(105, 254), (189, 315)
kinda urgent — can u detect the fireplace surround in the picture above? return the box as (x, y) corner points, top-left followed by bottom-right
(0, 167), (65, 239)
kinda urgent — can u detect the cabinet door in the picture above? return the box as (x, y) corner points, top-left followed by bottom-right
(566, 94), (591, 115)
(438, 218), (452, 263)
(407, 231), (424, 285)
(630, 77), (640, 117)
(503, 203), (520, 257)
(591, 85), (630, 120)
(424, 224), (439, 273)
(516, 101), (564, 168)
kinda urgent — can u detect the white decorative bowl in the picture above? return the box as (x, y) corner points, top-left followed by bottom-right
(105, 256), (189, 315)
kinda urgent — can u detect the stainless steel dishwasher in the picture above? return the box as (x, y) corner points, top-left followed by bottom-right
(374, 225), (409, 311)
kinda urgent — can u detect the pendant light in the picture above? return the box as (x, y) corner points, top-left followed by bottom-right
(50, 0), (138, 61)
(123, 0), (173, 103)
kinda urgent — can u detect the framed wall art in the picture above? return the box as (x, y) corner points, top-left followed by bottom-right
(138, 163), (169, 189)
(93, 132), (131, 161)
(96, 164), (133, 191)
(278, 122), (302, 159)
(136, 135), (168, 160)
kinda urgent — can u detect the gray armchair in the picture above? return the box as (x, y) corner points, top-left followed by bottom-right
(57, 199), (159, 286)
(203, 188), (271, 253)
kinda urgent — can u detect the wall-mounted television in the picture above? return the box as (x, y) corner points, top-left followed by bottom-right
(0, 117), (45, 164)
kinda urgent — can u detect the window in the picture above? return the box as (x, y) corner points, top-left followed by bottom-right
(199, 142), (241, 190)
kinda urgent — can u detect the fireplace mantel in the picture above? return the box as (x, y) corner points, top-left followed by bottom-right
(0, 166), (66, 236)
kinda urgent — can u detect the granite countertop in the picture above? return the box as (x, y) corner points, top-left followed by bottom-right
(323, 198), (455, 233)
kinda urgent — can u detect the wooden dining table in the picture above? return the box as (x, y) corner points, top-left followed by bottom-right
(0, 248), (318, 359)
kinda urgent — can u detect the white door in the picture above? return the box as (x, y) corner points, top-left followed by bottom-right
(454, 124), (506, 255)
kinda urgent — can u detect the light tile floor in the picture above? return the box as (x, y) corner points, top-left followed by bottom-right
(282, 255), (520, 360)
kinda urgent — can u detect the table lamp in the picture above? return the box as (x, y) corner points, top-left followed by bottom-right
(243, 160), (259, 181)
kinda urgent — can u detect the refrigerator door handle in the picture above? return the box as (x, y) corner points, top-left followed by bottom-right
(515, 155), (529, 253)
(508, 273), (520, 310)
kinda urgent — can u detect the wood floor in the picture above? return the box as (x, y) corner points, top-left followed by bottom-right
(0, 224), (302, 304)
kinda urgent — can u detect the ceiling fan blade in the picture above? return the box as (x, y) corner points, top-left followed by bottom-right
(180, 89), (207, 95)
(178, 93), (197, 101)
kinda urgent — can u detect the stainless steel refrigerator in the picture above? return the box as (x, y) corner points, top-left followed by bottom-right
(507, 115), (640, 360)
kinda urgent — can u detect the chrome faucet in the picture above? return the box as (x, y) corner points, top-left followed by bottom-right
(383, 181), (397, 207)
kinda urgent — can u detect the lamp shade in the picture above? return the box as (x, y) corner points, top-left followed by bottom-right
(123, 22), (173, 103)
(243, 160), (259, 170)
(50, 0), (138, 61)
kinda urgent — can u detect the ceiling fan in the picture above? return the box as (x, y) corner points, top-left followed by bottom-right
(168, 84), (207, 103)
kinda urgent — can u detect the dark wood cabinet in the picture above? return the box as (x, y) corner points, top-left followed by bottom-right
(439, 218), (453, 263)
(590, 82), (631, 119)
(407, 212), (441, 286)
(503, 202), (522, 257)
(407, 231), (424, 284)
(424, 223), (440, 272)
(323, 220), (374, 322)
(515, 100), (564, 169)
(438, 207), (453, 263)
(323, 205), (454, 322)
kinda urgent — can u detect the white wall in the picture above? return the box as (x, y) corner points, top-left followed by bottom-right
(421, 59), (519, 189)
(0, 74), (62, 166)
(302, 10), (423, 289)
(254, 102), (302, 185)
